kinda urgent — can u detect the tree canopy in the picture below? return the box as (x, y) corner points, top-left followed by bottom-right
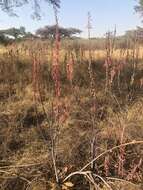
(36, 25), (82, 39)
(135, 0), (143, 17)
(0, 0), (60, 17)
(0, 27), (27, 39)
(125, 27), (143, 42)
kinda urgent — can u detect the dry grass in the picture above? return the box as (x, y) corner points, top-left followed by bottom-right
(0, 39), (143, 190)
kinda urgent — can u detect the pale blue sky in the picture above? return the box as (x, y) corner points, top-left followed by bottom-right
(0, 0), (142, 37)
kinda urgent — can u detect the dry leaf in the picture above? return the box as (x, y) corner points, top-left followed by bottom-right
(63, 181), (74, 187)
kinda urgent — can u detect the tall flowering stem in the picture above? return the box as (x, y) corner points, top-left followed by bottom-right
(66, 52), (74, 85)
(105, 31), (112, 92)
(104, 27), (116, 91)
(87, 12), (95, 99)
(51, 5), (61, 184)
(32, 52), (40, 102)
(52, 5), (61, 98)
(87, 12), (97, 178)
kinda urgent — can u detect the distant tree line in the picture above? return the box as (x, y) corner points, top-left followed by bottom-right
(1, 25), (143, 49)
(0, 26), (35, 44)
(0, 25), (82, 44)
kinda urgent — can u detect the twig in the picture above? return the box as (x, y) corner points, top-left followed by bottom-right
(106, 177), (139, 187)
(93, 174), (113, 190)
(63, 171), (91, 182)
(64, 140), (143, 182)
(80, 140), (143, 172)
(87, 173), (99, 190)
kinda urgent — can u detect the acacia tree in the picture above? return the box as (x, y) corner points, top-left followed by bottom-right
(0, 0), (60, 10)
(0, 27), (26, 39)
(36, 25), (82, 39)
(0, 0), (60, 17)
(135, 0), (143, 17)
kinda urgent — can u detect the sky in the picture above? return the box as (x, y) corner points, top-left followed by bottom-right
(0, 0), (142, 37)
